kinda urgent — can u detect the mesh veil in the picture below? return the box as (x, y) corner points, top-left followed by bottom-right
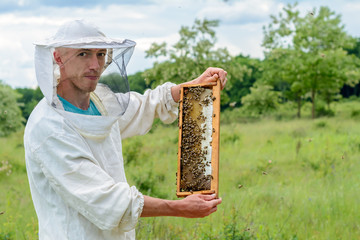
(34, 20), (136, 117)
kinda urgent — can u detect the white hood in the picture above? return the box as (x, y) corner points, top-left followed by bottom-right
(34, 20), (136, 138)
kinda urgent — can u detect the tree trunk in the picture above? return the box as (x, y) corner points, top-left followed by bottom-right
(311, 90), (316, 119)
(297, 96), (301, 118)
(327, 98), (331, 111)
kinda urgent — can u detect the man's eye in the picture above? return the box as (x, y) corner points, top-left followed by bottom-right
(98, 53), (106, 57)
(78, 52), (87, 57)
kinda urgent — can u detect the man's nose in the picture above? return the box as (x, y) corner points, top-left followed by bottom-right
(88, 55), (100, 71)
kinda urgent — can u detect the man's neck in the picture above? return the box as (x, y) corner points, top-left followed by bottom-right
(57, 84), (91, 110)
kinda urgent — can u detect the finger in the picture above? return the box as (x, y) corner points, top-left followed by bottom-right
(205, 74), (218, 83)
(211, 74), (219, 81)
(210, 198), (222, 207)
(208, 67), (223, 76)
(210, 206), (218, 214)
(197, 194), (217, 201)
(221, 77), (228, 90)
(218, 70), (227, 81)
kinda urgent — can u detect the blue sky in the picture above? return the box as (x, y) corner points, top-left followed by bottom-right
(0, 0), (359, 88)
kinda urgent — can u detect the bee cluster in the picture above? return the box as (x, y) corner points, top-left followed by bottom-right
(179, 86), (214, 192)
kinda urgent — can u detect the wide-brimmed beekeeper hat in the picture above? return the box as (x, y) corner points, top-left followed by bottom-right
(34, 19), (136, 117)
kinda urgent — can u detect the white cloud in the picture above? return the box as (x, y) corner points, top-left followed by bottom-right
(197, 0), (275, 25)
(217, 22), (266, 59)
(0, 0), (359, 88)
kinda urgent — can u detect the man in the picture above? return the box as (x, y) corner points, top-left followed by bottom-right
(24, 20), (227, 239)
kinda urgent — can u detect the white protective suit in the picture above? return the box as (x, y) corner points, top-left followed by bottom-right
(24, 20), (178, 239)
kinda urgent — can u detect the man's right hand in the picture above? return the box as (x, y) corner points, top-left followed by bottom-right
(141, 194), (222, 218)
(175, 194), (222, 218)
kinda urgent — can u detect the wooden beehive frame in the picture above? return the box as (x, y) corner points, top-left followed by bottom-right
(176, 81), (220, 198)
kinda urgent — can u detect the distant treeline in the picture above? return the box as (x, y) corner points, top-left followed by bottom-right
(1, 3), (360, 137)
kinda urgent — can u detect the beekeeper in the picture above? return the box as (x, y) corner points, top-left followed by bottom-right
(24, 19), (227, 239)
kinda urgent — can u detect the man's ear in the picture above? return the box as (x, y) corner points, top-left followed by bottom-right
(53, 50), (63, 65)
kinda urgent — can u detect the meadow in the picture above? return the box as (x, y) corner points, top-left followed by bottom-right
(1, 100), (359, 239)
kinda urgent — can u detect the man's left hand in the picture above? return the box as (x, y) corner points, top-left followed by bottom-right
(171, 67), (228, 102)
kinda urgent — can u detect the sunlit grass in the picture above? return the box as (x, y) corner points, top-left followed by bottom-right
(134, 113), (360, 239)
(0, 129), (38, 240)
(1, 101), (360, 239)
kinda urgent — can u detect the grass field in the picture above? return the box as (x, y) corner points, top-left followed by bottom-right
(1, 101), (360, 239)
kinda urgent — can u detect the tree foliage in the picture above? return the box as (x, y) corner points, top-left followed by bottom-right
(16, 87), (43, 121)
(261, 3), (360, 118)
(99, 71), (150, 95)
(345, 37), (360, 58)
(0, 81), (24, 136)
(226, 55), (261, 108)
(342, 38), (360, 97)
(143, 18), (249, 109)
(128, 71), (151, 94)
(241, 84), (280, 116)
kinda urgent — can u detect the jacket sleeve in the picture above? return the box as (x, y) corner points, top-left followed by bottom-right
(118, 82), (178, 139)
(32, 131), (144, 231)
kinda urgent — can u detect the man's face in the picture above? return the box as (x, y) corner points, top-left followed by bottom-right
(55, 48), (107, 93)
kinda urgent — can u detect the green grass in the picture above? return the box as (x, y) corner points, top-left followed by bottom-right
(1, 101), (360, 239)
(0, 130), (38, 240)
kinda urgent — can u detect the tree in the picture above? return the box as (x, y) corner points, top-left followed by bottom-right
(99, 71), (150, 97)
(342, 38), (360, 97)
(16, 87), (43, 121)
(260, 48), (306, 117)
(345, 37), (360, 57)
(143, 18), (249, 109)
(224, 54), (260, 108)
(128, 71), (150, 94)
(0, 81), (24, 137)
(261, 3), (360, 118)
(241, 84), (280, 116)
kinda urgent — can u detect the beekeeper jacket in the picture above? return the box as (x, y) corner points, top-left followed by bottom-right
(24, 82), (178, 239)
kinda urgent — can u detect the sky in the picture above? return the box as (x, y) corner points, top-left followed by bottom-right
(0, 0), (359, 88)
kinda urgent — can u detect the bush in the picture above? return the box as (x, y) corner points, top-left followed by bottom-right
(241, 84), (280, 116)
(351, 109), (360, 118)
(0, 82), (24, 137)
(315, 104), (335, 117)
